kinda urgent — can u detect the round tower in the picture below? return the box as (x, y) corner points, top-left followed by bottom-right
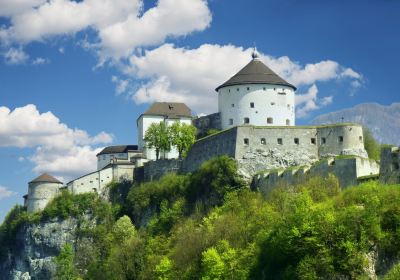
(27, 173), (63, 213)
(216, 48), (297, 129)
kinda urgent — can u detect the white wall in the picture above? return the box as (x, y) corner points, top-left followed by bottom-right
(137, 115), (192, 160)
(97, 151), (142, 170)
(27, 182), (62, 212)
(217, 84), (295, 129)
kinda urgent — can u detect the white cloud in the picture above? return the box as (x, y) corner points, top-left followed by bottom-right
(111, 75), (130, 95)
(122, 43), (362, 114)
(295, 84), (333, 118)
(3, 47), (29, 64)
(32, 57), (49, 65)
(1, 0), (212, 60)
(0, 104), (113, 181)
(0, 185), (17, 200)
(58, 47), (65, 54)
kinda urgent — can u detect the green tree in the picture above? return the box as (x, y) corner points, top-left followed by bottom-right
(363, 127), (380, 160)
(169, 122), (197, 159)
(144, 122), (171, 160)
(154, 257), (173, 280)
(55, 244), (78, 280)
(201, 247), (225, 280)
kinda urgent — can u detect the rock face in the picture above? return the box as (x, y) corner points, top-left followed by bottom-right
(0, 217), (84, 280)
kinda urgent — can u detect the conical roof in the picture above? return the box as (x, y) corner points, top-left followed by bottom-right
(29, 173), (63, 184)
(215, 58), (296, 91)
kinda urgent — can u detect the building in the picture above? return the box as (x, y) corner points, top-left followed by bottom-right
(216, 49), (296, 130)
(137, 102), (192, 160)
(97, 145), (143, 170)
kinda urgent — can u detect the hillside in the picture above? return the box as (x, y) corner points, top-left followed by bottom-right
(2, 156), (400, 279)
(311, 103), (400, 145)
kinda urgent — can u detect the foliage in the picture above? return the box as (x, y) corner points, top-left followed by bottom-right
(55, 244), (79, 280)
(206, 129), (221, 136)
(169, 122), (197, 159)
(144, 121), (171, 160)
(383, 263), (400, 280)
(363, 127), (380, 160)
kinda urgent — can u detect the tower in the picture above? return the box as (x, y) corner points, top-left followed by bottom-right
(216, 48), (297, 129)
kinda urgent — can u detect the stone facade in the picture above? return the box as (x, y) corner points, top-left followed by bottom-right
(27, 181), (63, 213)
(192, 112), (221, 137)
(380, 146), (400, 184)
(143, 159), (182, 182)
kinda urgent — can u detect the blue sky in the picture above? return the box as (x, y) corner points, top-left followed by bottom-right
(0, 0), (399, 221)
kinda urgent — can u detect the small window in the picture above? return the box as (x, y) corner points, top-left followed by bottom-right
(322, 138), (326, 144)
(277, 138), (283, 145)
(278, 92), (286, 95)
(90, 180), (93, 183)
(244, 117), (250, 124)
(267, 117), (273, 124)
(393, 163), (400, 170)
(287, 104), (290, 109)
(250, 102), (254, 108)
(229, 119), (233, 125)
(263, 87), (266, 91)
(359, 136), (363, 142)
(294, 138), (299, 145)
(231, 103), (234, 107)
(271, 102), (275, 106)
(244, 138), (249, 145)
(228, 89), (231, 92)
(286, 119), (290, 126)
(261, 138), (266, 145)
(236, 88), (239, 91)
(311, 138), (316, 145)
(247, 87), (250, 91)
(92, 188), (97, 193)
(339, 136), (344, 143)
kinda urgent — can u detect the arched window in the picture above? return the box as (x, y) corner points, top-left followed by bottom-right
(267, 117), (273, 124)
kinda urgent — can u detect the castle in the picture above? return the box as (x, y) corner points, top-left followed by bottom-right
(24, 48), (396, 213)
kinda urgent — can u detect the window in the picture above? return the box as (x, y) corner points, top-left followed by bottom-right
(247, 87), (250, 91)
(339, 136), (344, 143)
(294, 138), (299, 145)
(244, 117), (250, 124)
(236, 88), (239, 91)
(231, 103), (234, 107)
(229, 119), (233, 125)
(278, 92), (287, 95)
(267, 117), (273, 124)
(261, 138), (266, 145)
(244, 138), (249, 145)
(359, 136), (363, 142)
(271, 102), (275, 106)
(250, 102), (254, 108)
(322, 138), (326, 144)
(287, 104), (290, 109)
(263, 87), (266, 91)
(277, 138), (283, 145)
(286, 119), (290, 126)
(393, 163), (400, 170)
(311, 138), (316, 145)
(228, 89), (231, 92)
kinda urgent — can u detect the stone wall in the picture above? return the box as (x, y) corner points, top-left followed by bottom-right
(143, 159), (182, 181)
(27, 182), (62, 213)
(252, 156), (380, 197)
(380, 146), (400, 184)
(192, 113), (221, 137)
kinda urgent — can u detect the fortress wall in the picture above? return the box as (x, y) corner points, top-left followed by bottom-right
(253, 157), (377, 197)
(380, 147), (400, 184)
(182, 127), (237, 173)
(143, 159), (182, 181)
(27, 182), (62, 212)
(67, 167), (113, 195)
(192, 113), (222, 137)
(113, 165), (135, 182)
(317, 125), (366, 157)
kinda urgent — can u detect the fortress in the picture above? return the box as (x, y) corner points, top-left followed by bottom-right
(24, 48), (397, 213)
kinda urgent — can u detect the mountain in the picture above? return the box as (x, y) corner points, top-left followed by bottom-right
(311, 103), (400, 146)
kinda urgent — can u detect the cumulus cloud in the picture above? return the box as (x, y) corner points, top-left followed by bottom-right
(32, 57), (49, 65)
(3, 47), (29, 64)
(120, 43), (362, 114)
(0, 185), (17, 200)
(295, 84), (333, 118)
(111, 75), (130, 95)
(1, 0), (212, 60)
(0, 104), (113, 181)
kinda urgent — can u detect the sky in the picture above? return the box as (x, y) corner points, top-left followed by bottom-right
(0, 0), (399, 221)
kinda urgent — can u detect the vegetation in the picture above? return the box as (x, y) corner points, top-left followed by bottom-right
(363, 127), (381, 160)
(144, 121), (197, 160)
(4, 156), (400, 279)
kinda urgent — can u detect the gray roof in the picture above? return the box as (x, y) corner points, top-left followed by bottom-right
(142, 102), (192, 118)
(216, 58), (296, 91)
(29, 173), (63, 184)
(97, 145), (139, 156)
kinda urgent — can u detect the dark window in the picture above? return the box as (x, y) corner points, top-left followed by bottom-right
(247, 87), (250, 91)
(278, 92), (286, 95)
(236, 88), (239, 91)
(322, 138), (326, 144)
(393, 163), (400, 170)
(286, 119), (290, 126)
(263, 87), (266, 91)
(267, 117), (273, 124)
(228, 89), (231, 92)
(311, 138), (316, 145)
(277, 138), (283, 145)
(271, 102), (275, 106)
(261, 138), (266, 145)
(244, 138), (249, 145)
(359, 136), (363, 142)
(229, 119), (233, 125)
(294, 138), (299, 145)
(231, 103), (234, 107)
(244, 118), (250, 124)
(250, 102), (254, 108)
(339, 136), (344, 143)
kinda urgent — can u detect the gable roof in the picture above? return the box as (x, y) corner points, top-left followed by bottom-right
(142, 102), (192, 119)
(29, 173), (63, 184)
(97, 145), (139, 156)
(215, 58), (296, 91)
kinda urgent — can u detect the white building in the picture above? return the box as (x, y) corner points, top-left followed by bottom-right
(216, 50), (297, 130)
(137, 102), (192, 160)
(97, 145), (144, 170)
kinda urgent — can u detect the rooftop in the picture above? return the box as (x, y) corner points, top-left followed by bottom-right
(216, 58), (296, 91)
(29, 173), (63, 184)
(97, 145), (139, 156)
(141, 102), (192, 119)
